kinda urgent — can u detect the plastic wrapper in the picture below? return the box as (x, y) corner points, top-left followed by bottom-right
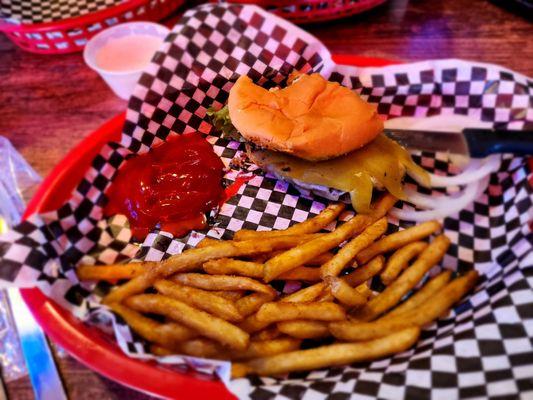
(0, 136), (41, 382)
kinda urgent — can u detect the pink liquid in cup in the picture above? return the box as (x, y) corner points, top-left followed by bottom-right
(95, 35), (164, 72)
(83, 22), (170, 100)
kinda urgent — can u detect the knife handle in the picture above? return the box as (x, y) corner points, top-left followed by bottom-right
(463, 128), (533, 158)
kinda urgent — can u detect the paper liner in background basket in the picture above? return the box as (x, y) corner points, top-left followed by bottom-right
(213, 0), (388, 24)
(1, 3), (533, 399)
(0, 0), (184, 54)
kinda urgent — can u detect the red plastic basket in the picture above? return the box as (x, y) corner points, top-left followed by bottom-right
(0, 0), (183, 55)
(217, 0), (387, 24)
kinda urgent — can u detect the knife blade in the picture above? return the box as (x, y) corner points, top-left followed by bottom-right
(384, 127), (533, 166)
(7, 289), (67, 400)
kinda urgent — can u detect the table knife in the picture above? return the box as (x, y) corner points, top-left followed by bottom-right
(384, 128), (533, 166)
(6, 289), (67, 400)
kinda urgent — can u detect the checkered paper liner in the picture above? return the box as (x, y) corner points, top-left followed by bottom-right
(1, 3), (533, 398)
(0, 0), (124, 24)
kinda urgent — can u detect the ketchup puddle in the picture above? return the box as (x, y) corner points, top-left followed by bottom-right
(105, 133), (226, 240)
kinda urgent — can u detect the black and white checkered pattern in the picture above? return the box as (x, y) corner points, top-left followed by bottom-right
(0, 0), (124, 24)
(1, 4), (532, 399)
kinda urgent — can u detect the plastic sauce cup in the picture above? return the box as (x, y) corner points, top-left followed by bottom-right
(83, 22), (170, 100)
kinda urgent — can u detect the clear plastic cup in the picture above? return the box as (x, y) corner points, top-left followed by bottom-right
(83, 22), (170, 100)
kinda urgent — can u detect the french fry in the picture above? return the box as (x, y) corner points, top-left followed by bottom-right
(203, 258), (263, 278)
(154, 280), (243, 322)
(316, 292), (334, 302)
(252, 328), (281, 341)
(277, 320), (329, 339)
(329, 270), (478, 341)
(150, 344), (174, 356)
(77, 262), (153, 282)
(250, 253), (274, 263)
(356, 220), (441, 264)
(351, 235), (451, 321)
(168, 338), (224, 358)
(318, 256), (385, 302)
(79, 255), (327, 283)
(256, 302), (346, 323)
(239, 313), (272, 333)
(236, 292), (276, 318)
(196, 237), (221, 248)
(125, 294), (250, 350)
(171, 273), (276, 296)
(152, 341), (229, 360)
(326, 278), (369, 308)
(211, 290), (245, 301)
(356, 283), (372, 299)
(278, 266), (322, 281)
(234, 327), (420, 377)
(303, 252), (334, 266)
(256, 251), (333, 266)
(108, 303), (196, 346)
(231, 363), (251, 378)
(370, 193), (398, 219)
(204, 260), (325, 282)
(380, 241), (428, 285)
(230, 338), (301, 361)
(281, 283), (325, 303)
(249, 250), (288, 263)
(263, 214), (373, 282)
(104, 235), (320, 304)
(233, 203), (345, 241)
(344, 256), (385, 287)
(381, 270), (452, 320)
(321, 218), (388, 279)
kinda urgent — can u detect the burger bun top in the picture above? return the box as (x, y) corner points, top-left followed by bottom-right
(227, 73), (383, 161)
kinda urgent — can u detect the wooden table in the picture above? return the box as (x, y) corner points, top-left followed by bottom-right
(1, 0), (531, 398)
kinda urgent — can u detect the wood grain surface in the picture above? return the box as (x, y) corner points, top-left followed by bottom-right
(1, 0), (531, 398)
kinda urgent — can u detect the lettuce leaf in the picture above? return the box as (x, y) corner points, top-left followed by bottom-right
(206, 105), (243, 142)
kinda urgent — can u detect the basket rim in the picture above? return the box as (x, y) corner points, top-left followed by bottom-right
(277, 0), (388, 24)
(0, 0), (166, 33)
(224, 0), (386, 8)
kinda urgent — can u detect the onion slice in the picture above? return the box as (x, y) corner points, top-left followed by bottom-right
(395, 155), (500, 221)
(411, 155), (501, 188)
(392, 179), (482, 222)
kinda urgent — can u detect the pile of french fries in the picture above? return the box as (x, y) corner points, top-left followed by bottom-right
(77, 194), (478, 377)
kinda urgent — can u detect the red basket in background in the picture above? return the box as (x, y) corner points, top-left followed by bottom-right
(0, 0), (183, 55)
(217, 0), (387, 23)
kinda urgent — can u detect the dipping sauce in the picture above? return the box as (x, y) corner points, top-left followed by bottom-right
(95, 35), (163, 71)
(105, 133), (225, 239)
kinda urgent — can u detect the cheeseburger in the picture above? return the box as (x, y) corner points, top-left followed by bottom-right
(209, 73), (429, 213)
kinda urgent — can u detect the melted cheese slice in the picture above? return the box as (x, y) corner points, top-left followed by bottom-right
(250, 134), (430, 213)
